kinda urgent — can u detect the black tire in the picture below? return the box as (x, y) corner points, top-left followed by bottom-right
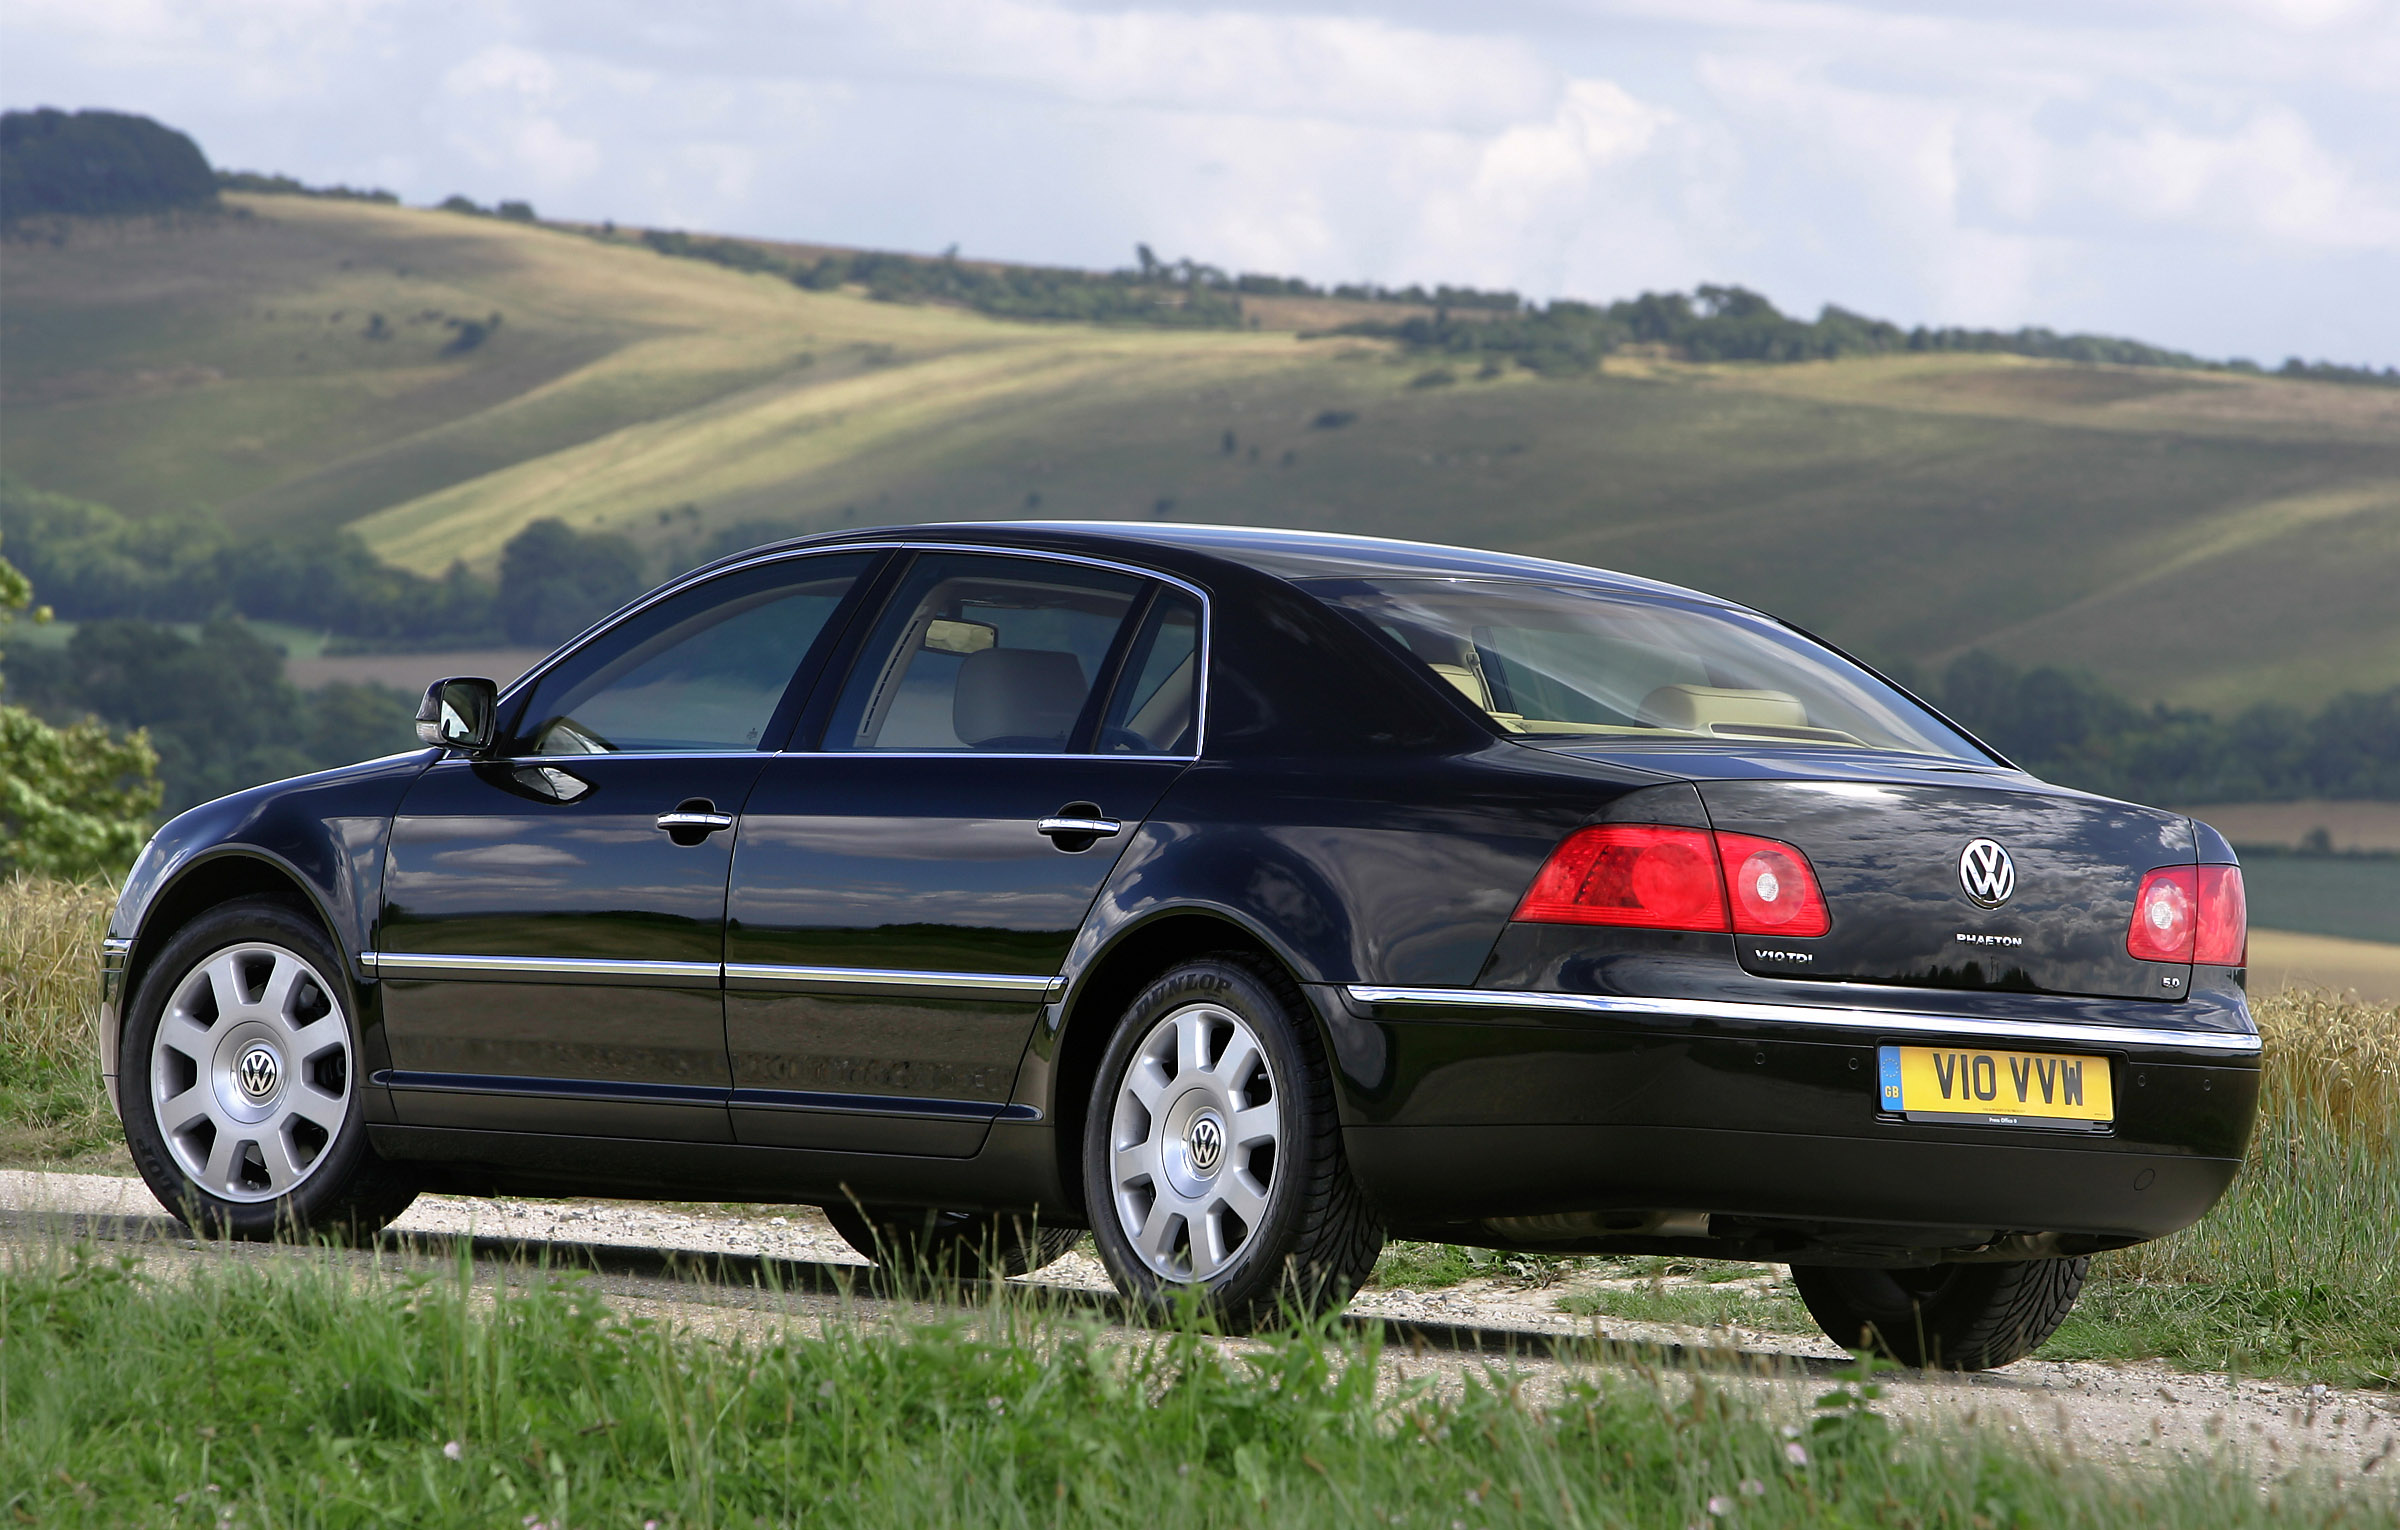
(823, 1203), (1082, 1279)
(1081, 953), (1384, 1333)
(119, 897), (420, 1242)
(1790, 1256), (2089, 1370)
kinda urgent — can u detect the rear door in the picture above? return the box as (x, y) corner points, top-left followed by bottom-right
(725, 551), (1203, 1155)
(376, 553), (878, 1139)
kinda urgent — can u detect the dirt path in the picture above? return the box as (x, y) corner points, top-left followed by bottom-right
(5, 1169), (2393, 1489)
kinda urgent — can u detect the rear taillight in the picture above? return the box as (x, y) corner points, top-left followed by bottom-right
(2127, 864), (2248, 965)
(1514, 825), (1829, 936)
(1514, 825), (1729, 930)
(2196, 865), (2247, 966)
(1718, 832), (1831, 937)
(2127, 866), (2197, 962)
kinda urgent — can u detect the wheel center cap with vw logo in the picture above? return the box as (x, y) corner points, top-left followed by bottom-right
(1959, 838), (2017, 908)
(1186, 1111), (1226, 1176)
(236, 1044), (282, 1102)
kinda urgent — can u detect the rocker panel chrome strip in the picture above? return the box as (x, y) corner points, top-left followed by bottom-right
(1342, 986), (2264, 1055)
(725, 963), (1065, 1001)
(364, 951), (1064, 1000)
(364, 952), (720, 985)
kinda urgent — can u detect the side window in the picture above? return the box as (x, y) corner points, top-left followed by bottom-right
(824, 554), (1143, 753)
(1099, 592), (1201, 755)
(513, 554), (872, 754)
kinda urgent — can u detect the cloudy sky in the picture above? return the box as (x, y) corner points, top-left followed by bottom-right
(7, 0), (2396, 364)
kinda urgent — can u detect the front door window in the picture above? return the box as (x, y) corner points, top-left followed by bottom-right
(516, 557), (871, 755)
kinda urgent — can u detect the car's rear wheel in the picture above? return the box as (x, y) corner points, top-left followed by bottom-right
(1790, 1256), (2089, 1370)
(1082, 954), (1383, 1332)
(823, 1203), (1082, 1278)
(120, 898), (419, 1242)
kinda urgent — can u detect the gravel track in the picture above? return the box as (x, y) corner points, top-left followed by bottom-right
(5, 1169), (2393, 1490)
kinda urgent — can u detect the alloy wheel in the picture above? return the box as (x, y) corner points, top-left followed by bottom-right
(149, 942), (354, 1205)
(1106, 1000), (1282, 1280)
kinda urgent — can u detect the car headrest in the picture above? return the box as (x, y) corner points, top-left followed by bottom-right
(1637, 684), (1808, 734)
(953, 647), (1089, 749)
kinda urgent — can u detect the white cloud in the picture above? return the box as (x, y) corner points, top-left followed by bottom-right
(3, 0), (2395, 361)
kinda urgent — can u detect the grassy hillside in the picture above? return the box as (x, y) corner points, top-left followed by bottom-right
(6, 194), (2397, 711)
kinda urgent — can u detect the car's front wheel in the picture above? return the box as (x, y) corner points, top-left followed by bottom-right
(1082, 954), (1383, 1332)
(120, 898), (419, 1241)
(1790, 1256), (2089, 1369)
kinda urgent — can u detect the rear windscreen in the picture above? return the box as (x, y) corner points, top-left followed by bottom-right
(1310, 577), (1987, 761)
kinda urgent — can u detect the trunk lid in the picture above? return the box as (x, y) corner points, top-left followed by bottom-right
(1690, 772), (2198, 1001)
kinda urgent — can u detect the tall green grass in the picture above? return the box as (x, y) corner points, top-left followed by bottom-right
(0, 875), (117, 1165)
(2, 1242), (2385, 1528)
(2053, 991), (2400, 1384)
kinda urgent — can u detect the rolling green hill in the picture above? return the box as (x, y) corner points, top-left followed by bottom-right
(5, 194), (2397, 712)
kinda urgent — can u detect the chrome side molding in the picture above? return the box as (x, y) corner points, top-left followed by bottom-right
(725, 963), (1065, 1001)
(1342, 986), (2266, 1055)
(364, 950), (1065, 1002)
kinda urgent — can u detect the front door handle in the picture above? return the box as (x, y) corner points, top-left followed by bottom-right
(657, 799), (735, 845)
(1038, 803), (1122, 851)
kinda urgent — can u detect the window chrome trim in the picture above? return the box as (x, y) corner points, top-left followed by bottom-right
(477, 750), (1193, 765)
(1342, 986), (2265, 1055)
(496, 539), (1212, 760)
(725, 963), (1065, 1002)
(363, 952), (721, 986)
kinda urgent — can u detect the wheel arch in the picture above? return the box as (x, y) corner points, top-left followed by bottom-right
(108, 850), (348, 1110)
(1046, 906), (1319, 1219)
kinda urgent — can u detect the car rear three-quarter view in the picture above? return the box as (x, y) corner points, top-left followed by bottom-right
(97, 523), (2260, 1370)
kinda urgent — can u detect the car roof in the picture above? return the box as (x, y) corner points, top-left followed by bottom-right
(698, 520), (1736, 607)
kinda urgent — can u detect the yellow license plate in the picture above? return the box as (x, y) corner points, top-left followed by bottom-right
(1877, 1044), (2113, 1129)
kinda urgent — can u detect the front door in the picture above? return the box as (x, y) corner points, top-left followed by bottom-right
(376, 552), (878, 1140)
(725, 552), (1203, 1155)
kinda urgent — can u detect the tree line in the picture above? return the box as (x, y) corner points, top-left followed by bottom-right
(0, 478), (657, 650)
(0, 479), (688, 819)
(11, 106), (2391, 386)
(0, 108), (216, 224)
(1341, 285), (2400, 387)
(1900, 652), (2400, 805)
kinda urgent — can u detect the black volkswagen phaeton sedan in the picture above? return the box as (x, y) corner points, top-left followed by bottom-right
(100, 523), (2259, 1367)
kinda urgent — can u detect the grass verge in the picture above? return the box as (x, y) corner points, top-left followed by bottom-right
(2052, 991), (2400, 1385)
(0, 876), (119, 1167)
(3, 1241), (2388, 1528)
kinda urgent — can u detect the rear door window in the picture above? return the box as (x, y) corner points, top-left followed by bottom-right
(1099, 592), (1201, 755)
(822, 554), (1146, 753)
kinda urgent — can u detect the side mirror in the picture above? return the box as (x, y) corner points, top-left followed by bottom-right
(417, 677), (499, 753)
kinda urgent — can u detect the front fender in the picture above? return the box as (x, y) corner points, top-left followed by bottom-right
(102, 750), (436, 1112)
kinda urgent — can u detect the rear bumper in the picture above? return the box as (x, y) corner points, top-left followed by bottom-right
(1345, 1123), (2241, 1250)
(1321, 982), (2258, 1252)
